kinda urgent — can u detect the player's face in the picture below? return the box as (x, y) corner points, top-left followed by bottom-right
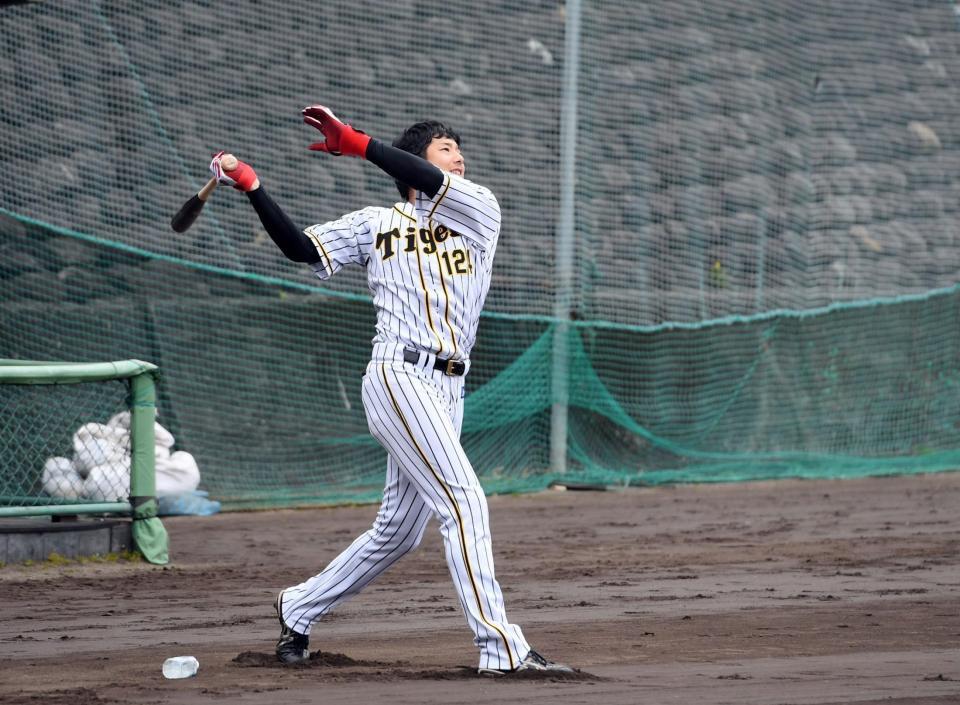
(424, 137), (465, 177)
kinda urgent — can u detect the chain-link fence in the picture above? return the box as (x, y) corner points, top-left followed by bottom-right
(1, 376), (131, 508)
(0, 360), (168, 562)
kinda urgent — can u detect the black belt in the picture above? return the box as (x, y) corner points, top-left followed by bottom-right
(403, 348), (466, 376)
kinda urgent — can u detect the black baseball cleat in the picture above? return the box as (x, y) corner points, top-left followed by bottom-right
(477, 649), (575, 676)
(275, 592), (310, 664)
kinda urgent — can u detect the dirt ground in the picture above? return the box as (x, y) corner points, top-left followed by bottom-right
(1, 473), (959, 705)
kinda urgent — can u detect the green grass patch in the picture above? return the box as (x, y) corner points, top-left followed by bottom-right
(2, 550), (143, 569)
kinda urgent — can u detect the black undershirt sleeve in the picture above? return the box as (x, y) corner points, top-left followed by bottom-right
(245, 142), (441, 264)
(365, 139), (445, 198)
(246, 187), (319, 264)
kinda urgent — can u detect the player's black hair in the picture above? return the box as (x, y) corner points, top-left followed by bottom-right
(392, 120), (461, 200)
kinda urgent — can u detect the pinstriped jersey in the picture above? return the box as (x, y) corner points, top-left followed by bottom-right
(304, 172), (500, 360)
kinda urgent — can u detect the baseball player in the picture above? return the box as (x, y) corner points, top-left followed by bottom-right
(210, 105), (573, 676)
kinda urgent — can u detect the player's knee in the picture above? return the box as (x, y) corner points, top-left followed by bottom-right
(369, 519), (427, 555)
(398, 515), (430, 553)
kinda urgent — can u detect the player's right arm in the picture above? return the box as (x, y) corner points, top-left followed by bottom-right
(302, 209), (374, 280)
(210, 152), (318, 264)
(209, 152), (370, 273)
(247, 188), (321, 264)
(249, 184), (373, 279)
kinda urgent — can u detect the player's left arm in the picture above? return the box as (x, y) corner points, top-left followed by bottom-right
(415, 173), (501, 254)
(302, 105), (445, 195)
(301, 105), (500, 252)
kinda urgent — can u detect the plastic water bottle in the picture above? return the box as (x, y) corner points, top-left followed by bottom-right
(162, 656), (199, 679)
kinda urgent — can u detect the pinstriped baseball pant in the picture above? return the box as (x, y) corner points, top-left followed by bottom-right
(280, 352), (530, 671)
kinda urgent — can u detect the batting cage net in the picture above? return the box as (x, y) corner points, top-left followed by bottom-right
(2, 1), (960, 508)
(0, 371), (132, 509)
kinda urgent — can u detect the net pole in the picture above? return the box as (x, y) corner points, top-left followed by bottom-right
(129, 371), (157, 501)
(129, 370), (169, 565)
(550, 0), (583, 475)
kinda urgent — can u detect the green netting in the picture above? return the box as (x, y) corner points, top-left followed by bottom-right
(0, 360), (158, 511)
(2, 1), (960, 510)
(0, 374), (132, 507)
(0, 361), (169, 564)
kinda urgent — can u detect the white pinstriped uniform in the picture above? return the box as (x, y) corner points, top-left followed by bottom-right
(279, 172), (530, 671)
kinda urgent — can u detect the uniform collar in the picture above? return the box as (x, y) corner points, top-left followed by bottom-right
(393, 201), (417, 222)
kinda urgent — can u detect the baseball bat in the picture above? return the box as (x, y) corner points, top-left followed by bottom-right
(170, 154), (237, 233)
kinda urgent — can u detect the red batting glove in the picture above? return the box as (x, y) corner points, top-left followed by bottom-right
(209, 151), (259, 192)
(302, 105), (371, 158)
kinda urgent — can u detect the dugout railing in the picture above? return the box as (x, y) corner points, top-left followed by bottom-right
(0, 359), (168, 564)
